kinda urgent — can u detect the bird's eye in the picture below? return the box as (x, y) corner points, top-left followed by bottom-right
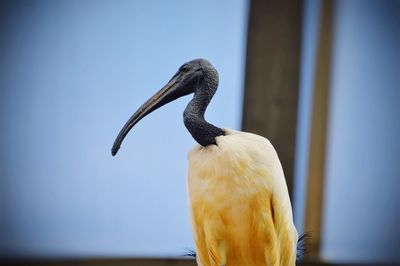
(180, 65), (190, 72)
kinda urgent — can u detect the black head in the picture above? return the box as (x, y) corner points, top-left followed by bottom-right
(175, 58), (218, 89)
(111, 58), (218, 156)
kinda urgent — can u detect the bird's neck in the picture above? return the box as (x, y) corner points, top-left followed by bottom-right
(183, 79), (224, 147)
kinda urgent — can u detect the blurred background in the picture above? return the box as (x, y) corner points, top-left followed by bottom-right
(0, 0), (399, 265)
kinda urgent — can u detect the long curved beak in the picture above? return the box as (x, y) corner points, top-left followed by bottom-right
(111, 72), (189, 156)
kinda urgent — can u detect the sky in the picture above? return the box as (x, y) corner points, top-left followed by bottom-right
(322, 0), (400, 262)
(0, 0), (248, 258)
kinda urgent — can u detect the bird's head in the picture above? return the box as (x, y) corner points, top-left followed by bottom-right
(111, 58), (218, 156)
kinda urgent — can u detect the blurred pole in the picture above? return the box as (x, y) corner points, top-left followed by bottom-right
(304, 0), (333, 259)
(242, 0), (302, 200)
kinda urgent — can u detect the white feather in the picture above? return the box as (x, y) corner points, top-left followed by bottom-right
(187, 128), (298, 266)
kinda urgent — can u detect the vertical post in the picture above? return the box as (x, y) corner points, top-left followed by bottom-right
(304, 0), (333, 258)
(242, 0), (302, 199)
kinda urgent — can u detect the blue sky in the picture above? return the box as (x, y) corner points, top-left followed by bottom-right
(0, 0), (248, 258)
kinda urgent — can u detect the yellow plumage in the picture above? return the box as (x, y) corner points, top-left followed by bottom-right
(187, 129), (298, 266)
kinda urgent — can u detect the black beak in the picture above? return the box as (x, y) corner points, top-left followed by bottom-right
(111, 70), (193, 156)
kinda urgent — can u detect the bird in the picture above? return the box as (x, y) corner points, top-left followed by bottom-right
(112, 59), (299, 266)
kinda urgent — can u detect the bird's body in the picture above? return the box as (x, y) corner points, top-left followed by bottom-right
(188, 129), (297, 266)
(112, 59), (299, 266)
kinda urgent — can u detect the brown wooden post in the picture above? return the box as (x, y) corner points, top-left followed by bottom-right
(242, 0), (302, 199)
(304, 0), (333, 258)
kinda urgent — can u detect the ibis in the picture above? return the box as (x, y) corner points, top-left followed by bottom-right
(112, 59), (299, 266)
